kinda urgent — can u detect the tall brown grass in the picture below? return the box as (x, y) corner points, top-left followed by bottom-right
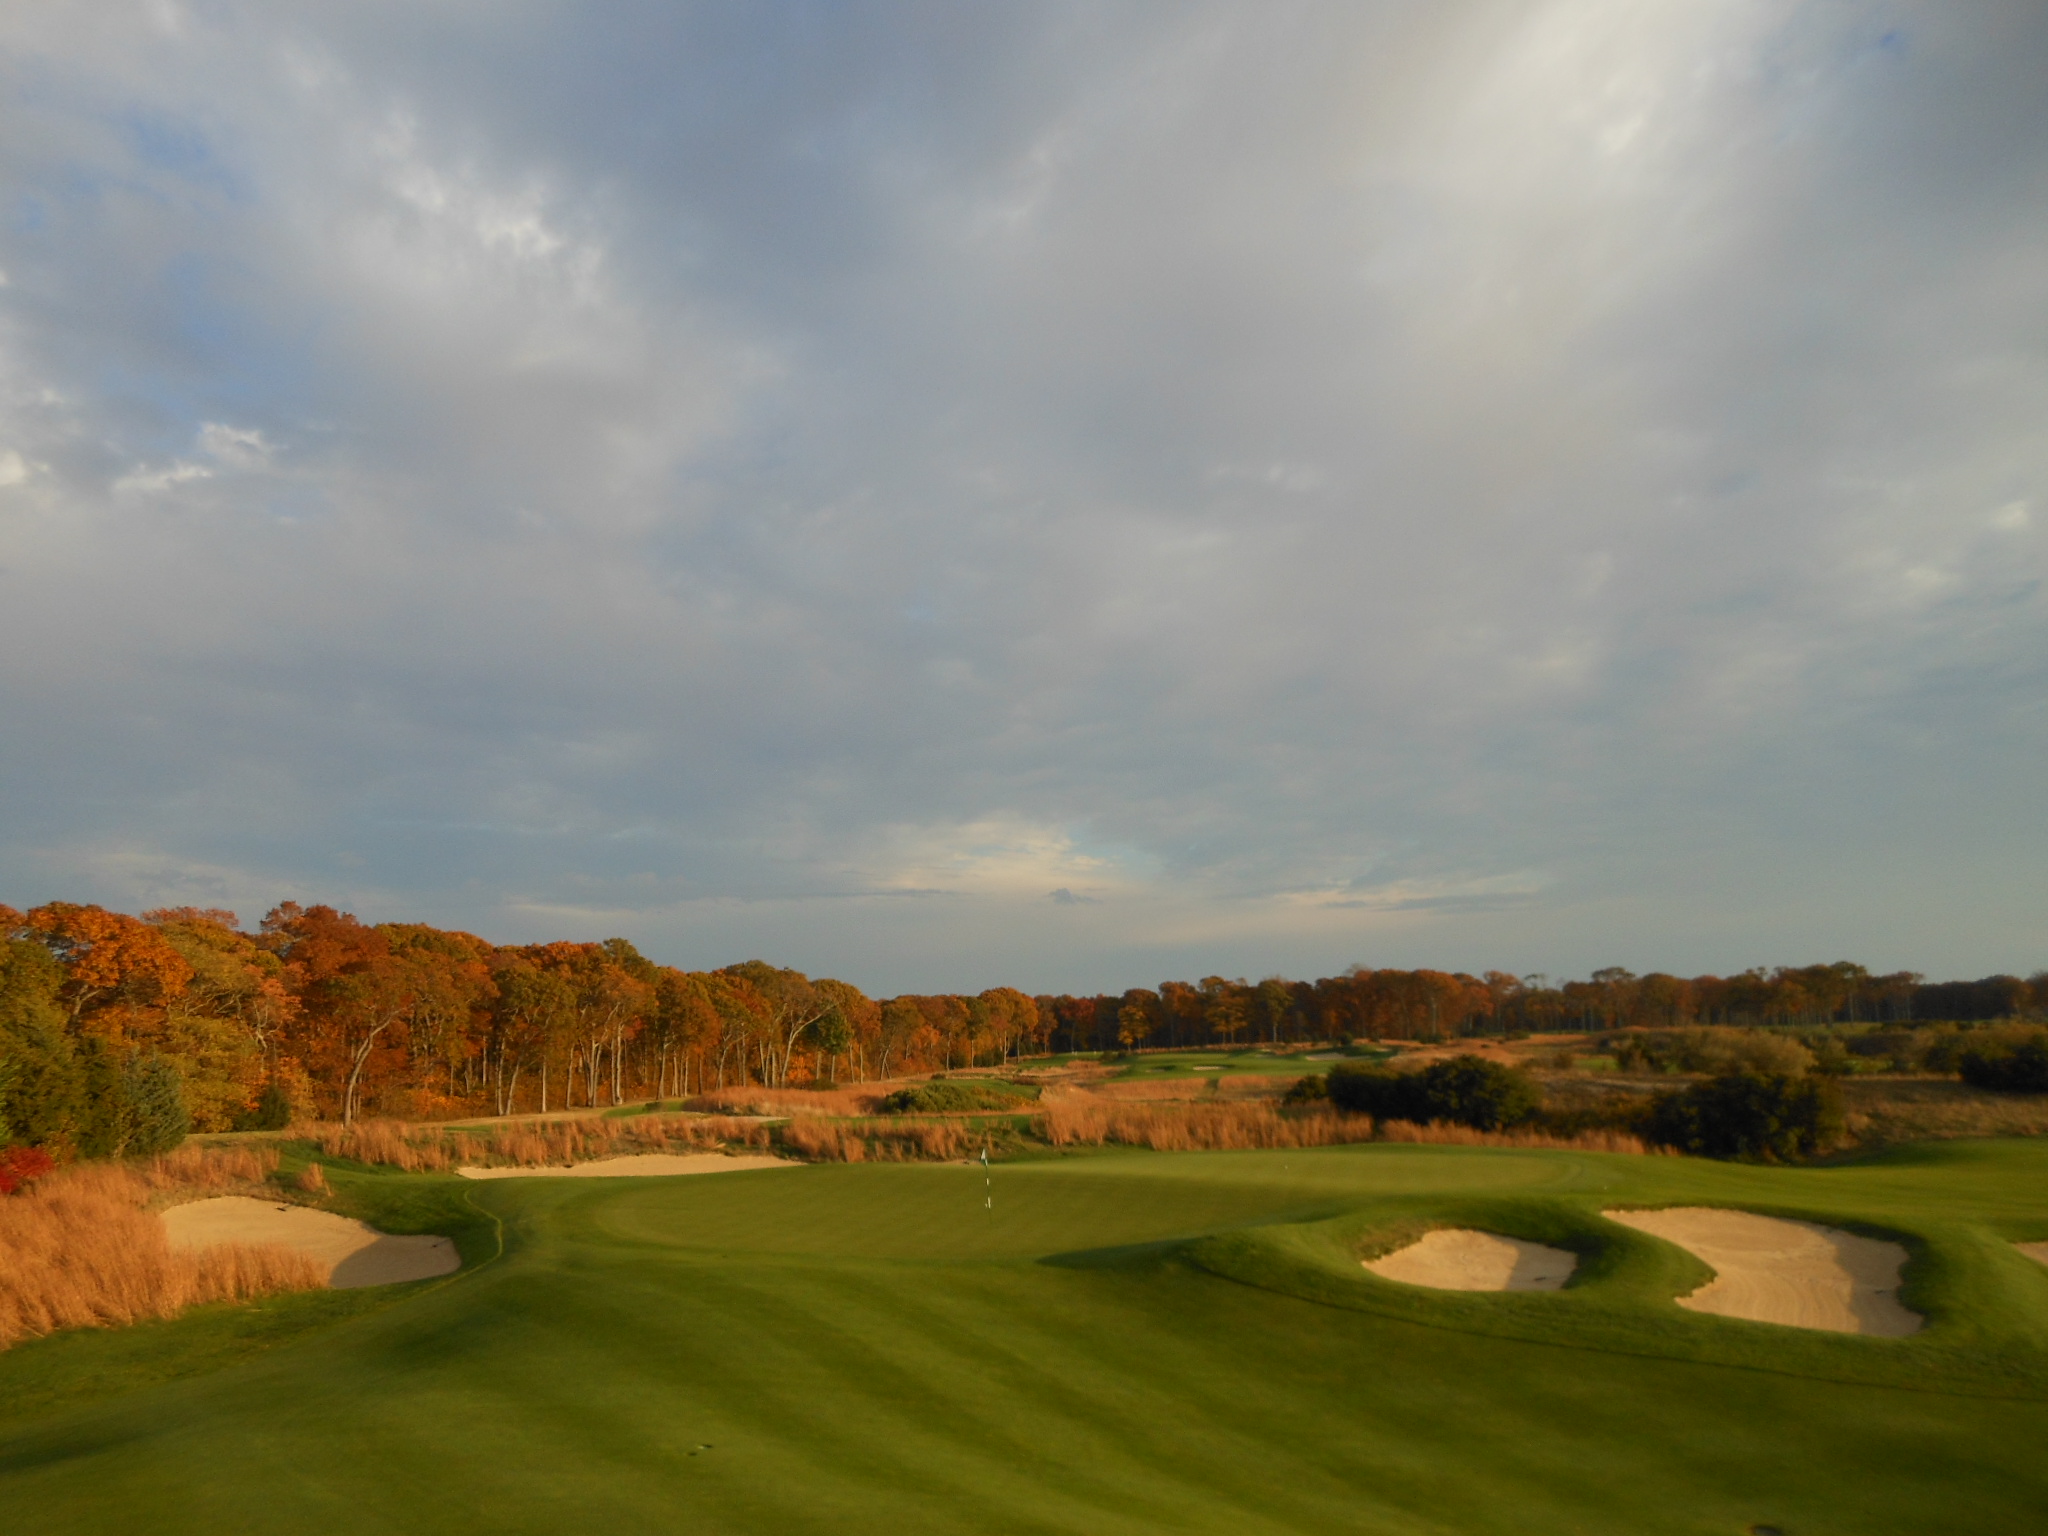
(778, 1115), (969, 1162)
(1374, 1119), (1652, 1154)
(288, 1100), (1649, 1174)
(1036, 1101), (1652, 1155)
(0, 1150), (324, 1351)
(1839, 1077), (2048, 1149)
(685, 1085), (887, 1117)
(293, 1113), (774, 1173)
(1039, 1100), (1376, 1150)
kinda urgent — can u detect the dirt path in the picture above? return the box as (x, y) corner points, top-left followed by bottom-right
(1604, 1207), (1918, 1335)
(1363, 1229), (1577, 1291)
(161, 1197), (460, 1288)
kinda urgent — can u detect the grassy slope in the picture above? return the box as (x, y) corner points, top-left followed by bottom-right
(2, 1143), (2047, 1534)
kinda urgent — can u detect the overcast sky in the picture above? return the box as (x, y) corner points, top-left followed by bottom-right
(0, 1), (2042, 994)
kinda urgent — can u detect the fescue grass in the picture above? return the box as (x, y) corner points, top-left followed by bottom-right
(0, 1149), (323, 1350)
(684, 1083), (890, 1117)
(1841, 1077), (2048, 1147)
(778, 1115), (982, 1162)
(1036, 1099), (1649, 1154)
(5, 1140), (2048, 1533)
(294, 1112), (773, 1173)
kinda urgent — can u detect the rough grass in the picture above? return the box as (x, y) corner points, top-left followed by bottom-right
(1841, 1077), (2048, 1148)
(294, 1113), (772, 1172)
(1036, 1099), (1649, 1154)
(777, 1116), (975, 1162)
(0, 1150), (323, 1350)
(684, 1084), (887, 1117)
(295, 1099), (1644, 1171)
(878, 1079), (1040, 1114)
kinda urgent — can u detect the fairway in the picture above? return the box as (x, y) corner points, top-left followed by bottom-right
(5, 1142), (2048, 1535)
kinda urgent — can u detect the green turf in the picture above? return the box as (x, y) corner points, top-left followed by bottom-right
(5, 1141), (2048, 1534)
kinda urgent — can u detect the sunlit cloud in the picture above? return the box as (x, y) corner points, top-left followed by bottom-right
(0, 2), (2042, 992)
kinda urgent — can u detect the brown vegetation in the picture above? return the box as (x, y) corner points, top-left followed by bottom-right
(685, 1084), (886, 1117)
(295, 1112), (773, 1172)
(1039, 1100), (1372, 1151)
(0, 1148), (324, 1350)
(1838, 1078), (2048, 1149)
(1034, 1100), (1650, 1155)
(778, 1116), (971, 1162)
(1374, 1119), (1651, 1154)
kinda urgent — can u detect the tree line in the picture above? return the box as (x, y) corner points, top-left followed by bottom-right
(1038, 960), (2045, 1053)
(0, 898), (2041, 1153)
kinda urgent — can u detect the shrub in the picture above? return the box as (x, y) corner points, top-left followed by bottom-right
(241, 1079), (295, 1132)
(1612, 1028), (1816, 1077)
(122, 1051), (190, 1156)
(0, 1145), (56, 1195)
(1958, 1030), (2048, 1093)
(878, 1079), (1038, 1115)
(1281, 1074), (1327, 1106)
(1846, 1029), (1919, 1069)
(1326, 1056), (1541, 1131)
(1645, 1071), (1843, 1160)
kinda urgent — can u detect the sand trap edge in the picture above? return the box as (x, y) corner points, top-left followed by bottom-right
(1603, 1206), (1920, 1337)
(161, 1196), (460, 1289)
(1362, 1228), (1578, 1292)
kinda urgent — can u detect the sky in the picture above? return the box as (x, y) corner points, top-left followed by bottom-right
(0, 1), (2043, 995)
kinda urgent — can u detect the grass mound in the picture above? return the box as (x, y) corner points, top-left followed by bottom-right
(877, 1078), (1040, 1114)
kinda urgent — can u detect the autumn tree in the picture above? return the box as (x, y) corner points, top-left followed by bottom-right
(381, 924), (497, 1110)
(23, 902), (192, 1030)
(722, 961), (834, 1086)
(265, 905), (414, 1125)
(813, 978), (879, 1082)
(489, 952), (574, 1113)
(1198, 977), (1249, 1045)
(1116, 989), (1159, 1052)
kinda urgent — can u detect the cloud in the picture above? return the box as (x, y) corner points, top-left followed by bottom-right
(0, 2), (2043, 992)
(111, 460), (212, 494)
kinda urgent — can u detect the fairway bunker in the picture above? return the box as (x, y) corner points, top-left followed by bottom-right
(161, 1197), (460, 1288)
(455, 1152), (792, 1179)
(1362, 1229), (1577, 1291)
(1603, 1207), (1919, 1336)
(2017, 1242), (2048, 1268)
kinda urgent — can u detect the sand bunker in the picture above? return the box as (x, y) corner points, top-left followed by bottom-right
(1604, 1207), (1919, 1336)
(1362, 1228), (1577, 1292)
(455, 1152), (791, 1180)
(2017, 1242), (2048, 1268)
(162, 1197), (460, 1289)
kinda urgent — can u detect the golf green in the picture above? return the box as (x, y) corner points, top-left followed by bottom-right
(5, 1139), (2048, 1534)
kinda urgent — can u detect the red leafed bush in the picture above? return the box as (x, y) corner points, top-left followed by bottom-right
(0, 1146), (57, 1196)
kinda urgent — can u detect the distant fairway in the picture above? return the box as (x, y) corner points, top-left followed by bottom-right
(6, 1141), (2048, 1535)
